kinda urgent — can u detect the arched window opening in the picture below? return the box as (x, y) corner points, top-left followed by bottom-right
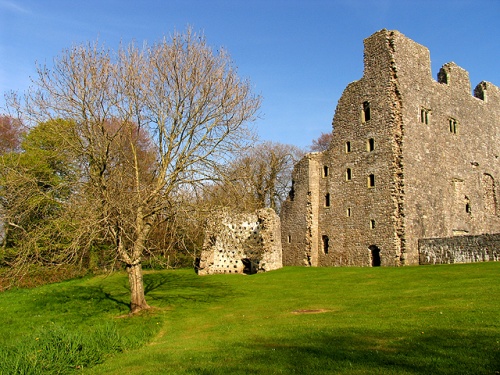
(482, 173), (498, 216)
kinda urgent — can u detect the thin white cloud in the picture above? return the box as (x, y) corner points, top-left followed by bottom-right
(0, 0), (30, 14)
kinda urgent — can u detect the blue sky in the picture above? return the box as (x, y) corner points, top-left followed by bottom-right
(1, 0), (499, 148)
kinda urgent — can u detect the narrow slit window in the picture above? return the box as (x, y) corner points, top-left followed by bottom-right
(325, 193), (331, 207)
(362, 101), (371, 122)
(323, 165), (329, 177)
(370, 220), (376, 229)
(287, 235), (291, 243)
(345, 141), (351, 153)
(420, 108), (429, 124)
(346, 168), (352, 181)
(367, 138), (374, 152)
(322, 235), (329, 254)
(346, 208), (351, 217)
(368, 174), (375, 187)
(449, 118), (458, 134)
(465, 196), (471, 214)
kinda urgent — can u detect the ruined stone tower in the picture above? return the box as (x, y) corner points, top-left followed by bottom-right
(198, 208), (282, 275)
(280, 29), (500, 267)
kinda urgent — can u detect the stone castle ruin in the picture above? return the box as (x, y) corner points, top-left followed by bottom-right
(197, 208), (282, 275)
(280, 29), (500, 267)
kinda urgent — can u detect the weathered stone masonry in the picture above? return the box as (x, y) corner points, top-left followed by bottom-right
(419, 234), (500, 264)
(281, 29), (500, 267)
(197, 208), (282, 275)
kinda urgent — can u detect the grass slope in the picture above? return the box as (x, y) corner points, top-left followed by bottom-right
(1, 263), (499, 374)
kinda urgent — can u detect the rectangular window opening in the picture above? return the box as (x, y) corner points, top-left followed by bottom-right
(362, 101), (371, 122)
(367, 138), (374, 152)
(325, 193), (331, 207)
(420, 108), (429, 124)
(323, 165), (329, 177)
(345, 141), (351, 153)
(370, 220), (376, 229)
(449, 118), (458, 134)
(346, 208), (351, 217)
(346, 168), (352, 181)
(368, 174), (375, 187)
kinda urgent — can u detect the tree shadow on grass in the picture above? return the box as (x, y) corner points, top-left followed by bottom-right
(142, 271), (236, 307)
(24, 283), (130, 316)
(212, 328), (499, 375)
(25, 270), (235, 316)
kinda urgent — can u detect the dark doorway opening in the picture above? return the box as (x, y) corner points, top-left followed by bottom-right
(242, 258), (257, 275)
(369, 245), (381, 267)
(194, 257), (201, 274)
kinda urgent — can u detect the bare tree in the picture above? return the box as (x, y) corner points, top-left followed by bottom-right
(11, 29), (260, 313)
(211, 141), (303, 213)
(309, 131), (332, 152)
(0, 115), (25, 154)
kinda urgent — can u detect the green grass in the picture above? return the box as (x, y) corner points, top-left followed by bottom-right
(1, 263), (499, 374)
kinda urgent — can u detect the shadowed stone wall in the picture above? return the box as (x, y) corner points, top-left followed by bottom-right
(281, 29), (500, 267)
(197, 208), (282, 275)
(419, 234), (500, 264)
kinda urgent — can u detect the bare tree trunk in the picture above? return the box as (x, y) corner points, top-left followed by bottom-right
(126, 262), (150, 313)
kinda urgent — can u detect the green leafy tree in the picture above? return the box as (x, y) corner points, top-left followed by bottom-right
(0, 119), (81, 268)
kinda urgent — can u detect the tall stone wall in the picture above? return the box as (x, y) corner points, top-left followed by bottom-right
(197, 208), (282, 275)
(419, 234), (500, 265)
(281, 153), (321, 266)
(281, 29), (500, 267)
(393, 31), (500, 265)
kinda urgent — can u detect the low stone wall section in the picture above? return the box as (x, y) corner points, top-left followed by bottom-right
(419, 233), (500, 265)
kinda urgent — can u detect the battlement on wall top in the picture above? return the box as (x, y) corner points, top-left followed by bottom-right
(363, 29), (500, 103)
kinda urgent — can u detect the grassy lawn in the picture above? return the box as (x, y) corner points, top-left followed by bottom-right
(1, 263), (499, 374)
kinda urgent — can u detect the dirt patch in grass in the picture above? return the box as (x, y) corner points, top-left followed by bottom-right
(291, 309), (329, 314)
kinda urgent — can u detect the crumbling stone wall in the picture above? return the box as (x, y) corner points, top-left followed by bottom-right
(197, 208), (282, 275)
(281, 29), (500, 267)
(419, 234), (500, 264)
